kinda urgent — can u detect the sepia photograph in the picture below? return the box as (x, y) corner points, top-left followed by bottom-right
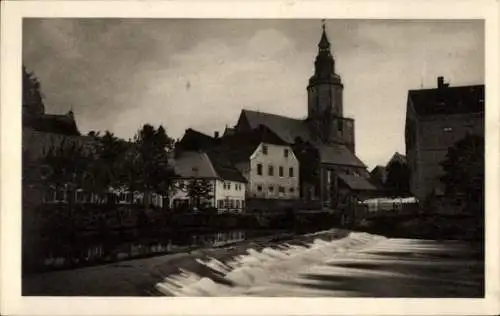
(20, 17), (486, 297)
(1, 0), (499, 315)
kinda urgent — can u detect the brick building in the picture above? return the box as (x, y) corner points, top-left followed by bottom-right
(404, 76), (484, 203)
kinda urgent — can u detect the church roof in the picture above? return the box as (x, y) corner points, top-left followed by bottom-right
(239, 109), (366, 168)
(240, 109), (311, 143)
(408, 84), (484, 117)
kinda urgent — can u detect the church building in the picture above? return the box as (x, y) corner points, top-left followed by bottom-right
(231, 23), (378, 210)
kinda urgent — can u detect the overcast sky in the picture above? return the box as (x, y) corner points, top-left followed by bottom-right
(23, 19), (484, 169)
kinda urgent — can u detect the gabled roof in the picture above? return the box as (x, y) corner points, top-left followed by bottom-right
(240, 109), (311, 143)
(370, 165), (386, 175)
(408, 84), (484, 117)
(387, 152), (407, 166)
(215, 125), (290, 163)
(315, 143), (366, 168)
(205, 151), (247, 183)
(176, 128), (217, 151)
(26, 114), (80, 136)
(337, 173), (378, 191)
(173, 150), (246, 183)
(172, 151), (217, 179)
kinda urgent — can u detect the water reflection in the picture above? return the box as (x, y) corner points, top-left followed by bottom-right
(39, 230), (247, 271)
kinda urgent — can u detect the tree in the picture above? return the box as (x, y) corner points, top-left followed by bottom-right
(22, 66), (45, 119)
(90, 131), (128, 192)
(440, 133), (484, 215)
(385, 160), (411, 197)
(129, 124), (176, 206)
(186, 179), (213, 210)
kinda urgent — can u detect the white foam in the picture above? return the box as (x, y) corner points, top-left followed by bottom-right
(155, 230), (383, 296)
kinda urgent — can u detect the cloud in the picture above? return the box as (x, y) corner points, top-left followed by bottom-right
(23, 19), (484, 168)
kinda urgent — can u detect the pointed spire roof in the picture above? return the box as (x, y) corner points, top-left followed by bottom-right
(318, 20), (330, 50)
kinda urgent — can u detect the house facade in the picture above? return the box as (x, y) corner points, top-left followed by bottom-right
(170, 151), (246, 213)
(405, 76), (485, 202)
(246, 142), (300, 200)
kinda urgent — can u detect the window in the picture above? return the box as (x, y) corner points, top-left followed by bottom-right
(268, 165), (274, 176)
(290, 187), (295, 193)
(269, 185), (274, 193)
(55, 189), (66, 202)
(75, 191), (83, 203)
(262, 145), (268, 155)
(236, 200), (240, 208)
(279, 166), (284, 177)
(338, 121), (343, 132)
(257, 164), (263, 175)
(257, 185), (262, 192)
(228, 183), (231, 190)
(241, 200), (245, 209)
(279, 186), (285, 193)
(228, 199), (234, 208)
(289, 167), (294, 177)
(444, 127), (453, 132)
(284, 149), (289, 158)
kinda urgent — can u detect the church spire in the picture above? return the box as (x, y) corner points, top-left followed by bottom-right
(311, 20), (336, 81)
(318, 20), (330, 51)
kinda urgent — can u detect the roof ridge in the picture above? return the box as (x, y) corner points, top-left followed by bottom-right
(409, 84), (484, 93)
(242, 109), (303, 122)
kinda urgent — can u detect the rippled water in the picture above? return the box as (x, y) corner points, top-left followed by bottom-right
(23, 230), (483, 297)
(155, 232), (483, 297)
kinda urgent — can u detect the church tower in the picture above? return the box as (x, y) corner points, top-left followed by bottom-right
(307, 22), (347, 144)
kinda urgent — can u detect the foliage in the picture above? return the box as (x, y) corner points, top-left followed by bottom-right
(89, 131), (129, 192)
(440, 133), (484, 215)
(185, 179), (213, 209)
(127, 124), (176, 204)
(22, 66), (44, 117)
(40, 139), (94, 192)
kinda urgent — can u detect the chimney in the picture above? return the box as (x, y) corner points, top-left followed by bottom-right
(437, 76), (444, 88)
(214, 131), (219, 139)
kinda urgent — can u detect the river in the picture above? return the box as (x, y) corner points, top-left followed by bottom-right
(23, 229), (483, 297)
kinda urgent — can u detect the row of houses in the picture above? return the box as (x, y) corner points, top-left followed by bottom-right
(23, 22), (484, 216)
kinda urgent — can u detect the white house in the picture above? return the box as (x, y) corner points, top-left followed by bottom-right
(170, 151), (247, 213)
(245, 142), (300, 199)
